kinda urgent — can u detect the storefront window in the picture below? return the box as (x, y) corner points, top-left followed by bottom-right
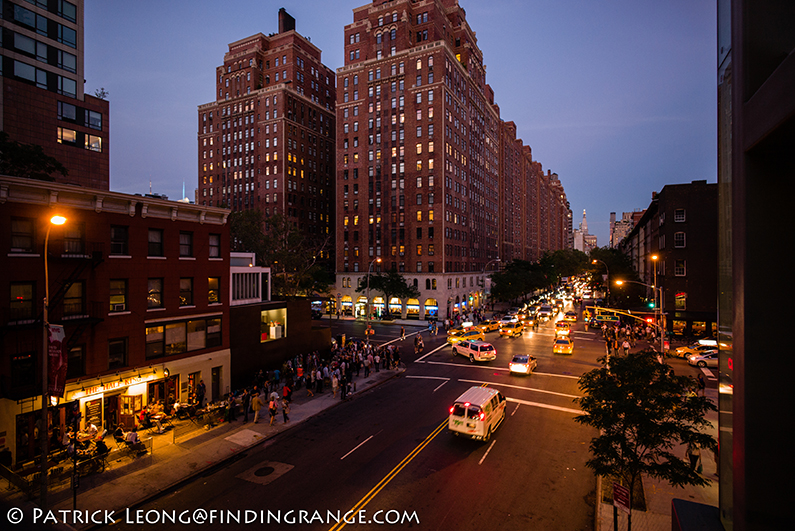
(261, 308), (287, 342)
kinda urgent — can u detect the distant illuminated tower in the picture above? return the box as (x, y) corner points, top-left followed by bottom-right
(574, 209), (597, 252)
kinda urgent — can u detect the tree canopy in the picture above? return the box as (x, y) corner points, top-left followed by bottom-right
(0, 132), (68, 181)
(355, 269), (420, 318)
(575, 349), (717, 528)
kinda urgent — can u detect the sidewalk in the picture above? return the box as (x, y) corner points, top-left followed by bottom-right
(594, 387), (720, 531)
(1, 366), (404, 531)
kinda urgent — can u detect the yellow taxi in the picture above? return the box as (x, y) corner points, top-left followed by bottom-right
(554, 321), (571, 336)
(553, 336), (574, 354)
(447, 328), (485, 345)
(564, 311), (578, 322)
(475, 320), (501, 333)
(499, 321), (525, 338)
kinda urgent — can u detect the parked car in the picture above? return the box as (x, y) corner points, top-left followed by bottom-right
(452, 340), (497, 363)
(509, 354), (538, 375)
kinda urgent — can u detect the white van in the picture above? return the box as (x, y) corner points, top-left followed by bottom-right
(448, 386), (507, 441)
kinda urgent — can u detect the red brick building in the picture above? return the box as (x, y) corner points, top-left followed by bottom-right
(197, 9), (336, 254)
(334, 0), (570, 320)
(1, 0), (110, 190)
(0, 176), (230, 468)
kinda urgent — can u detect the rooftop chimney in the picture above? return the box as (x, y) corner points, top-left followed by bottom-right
(278, 8), (295, 33)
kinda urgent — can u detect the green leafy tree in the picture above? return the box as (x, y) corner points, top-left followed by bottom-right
(264, 214), (331, 299)
(229, 209), (268, 261)
(590, 247), (645, 308)
(0, 131), (68, 181)
(575, 349), (717, 531)
(356, 269), (420, 318)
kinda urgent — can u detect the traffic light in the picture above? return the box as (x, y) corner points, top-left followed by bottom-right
(647, 301), (655, 308)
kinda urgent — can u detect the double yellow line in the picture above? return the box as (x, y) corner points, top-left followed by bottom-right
(329, 419), (448, 531)
(329, 384), (489, 531)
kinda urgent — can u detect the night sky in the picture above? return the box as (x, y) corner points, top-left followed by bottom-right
(84, 0), (716, 246)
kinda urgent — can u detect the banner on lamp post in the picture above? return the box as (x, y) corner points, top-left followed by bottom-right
(48, 324), (67, 398)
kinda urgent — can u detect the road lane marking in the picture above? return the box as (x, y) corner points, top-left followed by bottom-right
(329, 419), (448, 531)
(479, 440), (497, 465)
(414, 343), (447, 362)
(426, 360), (510, 371)
(340, 435), (375, 461)
(506, 397), (583, 415)
(511, 403), (521, 416)
(458, 378), (582, 399)
(433, 381), (448, 393)
(405, 375), (451, 380)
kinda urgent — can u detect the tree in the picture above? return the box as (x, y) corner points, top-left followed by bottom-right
(229, 209), (268, 260)
(0, 132), (68, 181)
(356, 269), (420, 319)
(263, 214), (331, 299)
(574, 349), (717, 531)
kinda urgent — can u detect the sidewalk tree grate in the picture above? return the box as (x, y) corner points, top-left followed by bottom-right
(254, 466), (275, 477)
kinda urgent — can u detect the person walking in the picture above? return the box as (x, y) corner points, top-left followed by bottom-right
(281, 398), (290, 423)
(622, 339), (630, 355)
(268, 398), (278, 426)
(400, 326), (406, 341)
(251, 391), (262, 424)
(332, 374), (339, 398)
(307, 370), (315, 397)
(697, 373), (706, 396)
(686, 443), (702, 472)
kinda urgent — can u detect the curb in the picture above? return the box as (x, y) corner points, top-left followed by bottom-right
(79, 368), (405, 531)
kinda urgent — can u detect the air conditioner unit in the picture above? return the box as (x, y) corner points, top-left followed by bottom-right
(113, 303), (126, 312)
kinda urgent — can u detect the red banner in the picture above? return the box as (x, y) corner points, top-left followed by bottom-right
(48, 324), (67, 397)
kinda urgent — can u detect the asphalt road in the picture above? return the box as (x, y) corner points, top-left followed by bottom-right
(105, 304), (707, 531)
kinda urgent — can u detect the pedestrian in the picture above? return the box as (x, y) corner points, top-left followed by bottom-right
(622, 339), (630, 355)
(197, 380), (206, 408)
(686, 443), (702, 472)
(332, 374), (339, 398)
(307, 370), (315, 397)
(400, 326), (405, 341)
(374, 353), (380, 372)
(268, 398), (278, 426)
(316, 368), (323, 393)
(281, 398), (290, 423)
(697, 373), (706, 396)
(241, 389), (251, 423)
(251, 390), (262, 424)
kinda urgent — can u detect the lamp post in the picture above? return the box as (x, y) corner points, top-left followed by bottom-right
(41, 214), (66, 510)
(591, 259), (610, 305)
(365, 257), (381, 344)
(482, 257), (500, 311)
(615, 279), (664, 354)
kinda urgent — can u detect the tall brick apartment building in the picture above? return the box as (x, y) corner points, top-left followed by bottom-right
(197, 9), (336, 257)
(1, 0), (109, 190)
(334, 0), (570, 320)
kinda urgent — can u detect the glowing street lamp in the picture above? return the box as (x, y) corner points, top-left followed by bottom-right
(41, 214), (66, 509)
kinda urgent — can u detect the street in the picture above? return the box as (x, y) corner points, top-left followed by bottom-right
(106, 303), (711, 531)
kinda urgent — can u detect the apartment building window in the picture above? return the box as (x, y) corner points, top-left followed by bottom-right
(179, 231), (193, 257)
(10, 282), (35, 321)
(145, 325), (165, 359)
(148, 229), (164, 256)
(674, 260), (686, 277)
(63, 223), (84, 254)
(148, 278), (163, 308)
(108, 338), (128, 370)
(674, 232), (686, 248)
(675, 292), (687, 311)
(109, 279), (128, 312)
(674, 209), (686, 222)
(180, 278), (194, 306)
(209, 233), (221, 258)
(208, 277), (221, 304)
(66, 346), (84, 379)
(11, 218), (34, 253)
(63, 281), (84, 317)
(110, 225), (129, 255)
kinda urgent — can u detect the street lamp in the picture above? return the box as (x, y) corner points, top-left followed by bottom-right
(615, 279), (664, 354)
(365, 257), (381, 344)
(482, 257), (500, 310)
(41, 214), (66, 509)
(591, 259), (610, 305)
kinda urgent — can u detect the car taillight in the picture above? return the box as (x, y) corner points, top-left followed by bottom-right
(479, 411), (485, 421)
(449, 406), (455, 414)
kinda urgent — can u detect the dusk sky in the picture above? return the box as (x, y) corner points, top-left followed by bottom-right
(84, 0), (716, 247)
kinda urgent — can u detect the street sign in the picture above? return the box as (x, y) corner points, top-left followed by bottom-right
(613, 483), (630, 514)
(595, 314), (619, 322)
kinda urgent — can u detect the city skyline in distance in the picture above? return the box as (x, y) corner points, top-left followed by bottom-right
(84, 0), (716, 248)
